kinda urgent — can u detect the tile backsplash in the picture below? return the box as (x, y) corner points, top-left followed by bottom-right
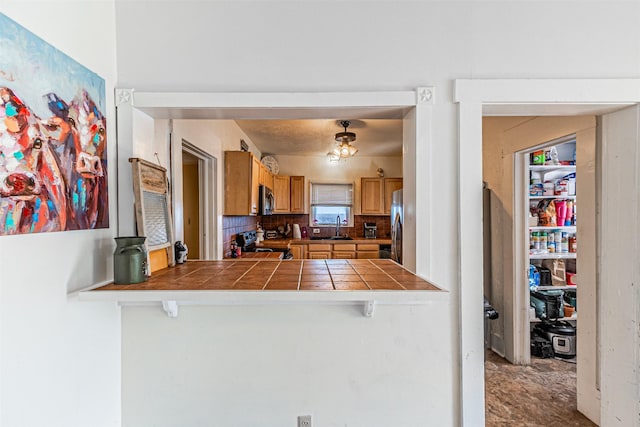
(222, 215), (258, 256)
(222, 214), (391, 255)
(258, 214), (391, 238)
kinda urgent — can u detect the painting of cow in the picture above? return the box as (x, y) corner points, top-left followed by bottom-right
(43, 91), (108, 230)
(0, 13), (108, 235)
(0, 87), (67, 234)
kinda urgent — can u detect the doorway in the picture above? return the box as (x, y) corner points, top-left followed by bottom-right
(180, 140), (216, 260)
(456, 78), (640, 427)
(182, 149), (201, 259)
(483, 117), (596, 425)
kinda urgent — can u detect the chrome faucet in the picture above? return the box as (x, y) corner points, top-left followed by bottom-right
(336, 215), (341, 237)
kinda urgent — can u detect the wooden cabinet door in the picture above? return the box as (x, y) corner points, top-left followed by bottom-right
(361, 178), (384, 214)
(383, 178), (403, 214)
(290, 176), (305, 213)
(289, 245), (305, 260)
(250, 156), (260, 215)
(272, 175), (291, 213)
(224, 151), (253, 215)
(260, 163), (273, 189)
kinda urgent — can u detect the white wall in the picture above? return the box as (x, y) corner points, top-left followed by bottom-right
(112, 2), (640, 426)
(122, 303), (453, 427)
(0, 2), (120, 427)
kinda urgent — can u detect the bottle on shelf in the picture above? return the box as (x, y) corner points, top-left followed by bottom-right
(569, 234), (577, 253)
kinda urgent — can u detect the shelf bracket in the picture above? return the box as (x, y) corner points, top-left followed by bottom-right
(363, 300), (376, 317)
(162, 300), (179, 318)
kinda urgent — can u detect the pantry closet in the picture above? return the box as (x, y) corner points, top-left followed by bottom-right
(482, 115), (599, 425)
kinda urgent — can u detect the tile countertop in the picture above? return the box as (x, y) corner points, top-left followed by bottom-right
(78, 259), (446, 317)
(223, 252), (283, 260)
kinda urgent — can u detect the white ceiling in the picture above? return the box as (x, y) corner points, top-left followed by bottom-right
(136, 105), (408, 158)
(234, 119), (403, 157)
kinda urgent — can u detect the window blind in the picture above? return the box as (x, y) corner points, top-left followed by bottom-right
(310, 183), (353, 206)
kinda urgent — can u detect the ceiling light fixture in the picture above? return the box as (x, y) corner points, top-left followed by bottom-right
(328, 120), (358, 161)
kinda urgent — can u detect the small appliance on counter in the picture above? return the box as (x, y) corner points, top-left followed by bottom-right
(364, 222), (377, 239)
(265, 230), (279, 239)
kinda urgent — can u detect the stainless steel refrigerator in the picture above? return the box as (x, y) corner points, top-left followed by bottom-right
(390, 189), (403, 264)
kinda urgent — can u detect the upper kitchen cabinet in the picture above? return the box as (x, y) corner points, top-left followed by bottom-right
(272, 175), (305, 214)
(383, 178), (403, 214)
(224, 151), (260, 216)
(361, 178), (384, 214)
(361, 177), (403, 215)
(259, 162), (273, 189)
(290, 176), (305, 213)
(272, 175), (291, 213)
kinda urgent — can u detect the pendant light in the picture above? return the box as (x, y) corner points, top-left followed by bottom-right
(329, 120), (358, 161)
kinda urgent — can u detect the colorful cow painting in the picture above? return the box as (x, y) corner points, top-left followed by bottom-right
(0, 13), (108, 235)
(0, 88), (67, 233)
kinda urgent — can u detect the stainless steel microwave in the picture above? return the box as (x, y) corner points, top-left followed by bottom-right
(259, 185), (274, 215)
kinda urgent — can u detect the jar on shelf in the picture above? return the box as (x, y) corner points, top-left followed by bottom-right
(547, 232), (555, 253)
(569, 234), (577, 253)
(540, 232), (548, 253)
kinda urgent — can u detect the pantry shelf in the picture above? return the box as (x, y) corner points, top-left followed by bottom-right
(530, 314), (577, 323)
(529, 226), (576, 232)
(529, 165), (576, 172)
(535, 285), (577, 291)
(529, 195), (576, 200)
(529, 253), (576, 260)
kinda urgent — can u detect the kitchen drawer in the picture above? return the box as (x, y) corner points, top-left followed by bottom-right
(308, 252), (331, 259)
(308, 244), (332, 252)
(357, 244), (379, 251)
(333, 251), (356, 259)
(332, 244), (356, 252)
(357, 251), (379, 259)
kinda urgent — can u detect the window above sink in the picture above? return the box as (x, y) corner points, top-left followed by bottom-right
(310, 182), (353, 227)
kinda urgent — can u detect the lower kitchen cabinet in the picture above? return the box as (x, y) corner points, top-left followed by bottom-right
(308, 252), (331, 259)
(300, 242), (381, 259)
(307, 244), (331, 259)
(333, 251), (356, 259)
(289, 244), (305, 260)
(333, 244), (356, 259)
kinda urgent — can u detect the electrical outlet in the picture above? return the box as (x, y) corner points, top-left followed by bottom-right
(312, 228), (320, 234)
(297, 415), (312, 427)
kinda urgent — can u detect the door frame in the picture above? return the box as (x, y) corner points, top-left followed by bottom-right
(179, 140), (215, 260)
(455, 78), (640, 426)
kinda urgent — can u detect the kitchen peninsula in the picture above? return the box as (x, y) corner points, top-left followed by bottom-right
(80, 259), (445, 317)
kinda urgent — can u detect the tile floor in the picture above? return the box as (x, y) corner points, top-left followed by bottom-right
(485, 351), (596, 426)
